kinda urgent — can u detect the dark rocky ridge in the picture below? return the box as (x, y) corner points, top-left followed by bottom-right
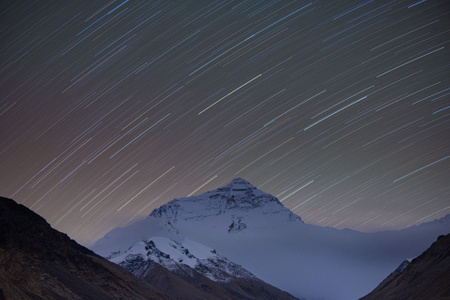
(0, 196), (168, 300)
(361, 234), (450, 300)
(138, 259), (300, 300)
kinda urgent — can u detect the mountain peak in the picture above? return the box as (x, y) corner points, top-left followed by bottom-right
(217, 177), (260, 196)
(148, 178), (302, 227)
(228, 177), (254, 187)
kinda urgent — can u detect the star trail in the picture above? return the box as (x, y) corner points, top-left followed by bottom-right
(0, 0), (448, 246)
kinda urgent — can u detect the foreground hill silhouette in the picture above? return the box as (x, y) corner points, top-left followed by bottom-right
(361, 233), (450, 300)
(0, 196), (297, 299)
(0, 196), (168, 299)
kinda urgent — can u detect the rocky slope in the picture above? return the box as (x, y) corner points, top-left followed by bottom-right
(361, 234), (450, 300)
(132, 257), (299, 300)
(0, 196), (169, 300)
(110, 236), (298, 299)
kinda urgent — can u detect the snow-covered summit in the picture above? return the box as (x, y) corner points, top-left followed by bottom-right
(220, 177), (260, 193)
(149, 178), (302, 227)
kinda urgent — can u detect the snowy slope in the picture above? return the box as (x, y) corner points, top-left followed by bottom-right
(109, 236), (256, 283)
(148, 177), (302, 231)
(92, 178), (450, 300)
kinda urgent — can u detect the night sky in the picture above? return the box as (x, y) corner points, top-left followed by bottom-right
(1, 0), (449, 246)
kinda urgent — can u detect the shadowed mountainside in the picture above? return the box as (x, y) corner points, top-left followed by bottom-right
(0, 196), (169, 300)
(361, 234), (450, 300)
(140, 259), (299, 300)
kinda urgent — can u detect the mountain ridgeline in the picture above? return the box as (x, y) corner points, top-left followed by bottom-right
(361, 233), (450, 299)
(0, 196), (167, 300)
(149, 177), (302, 225)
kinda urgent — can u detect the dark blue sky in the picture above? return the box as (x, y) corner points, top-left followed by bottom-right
(0, 0), (448, 245)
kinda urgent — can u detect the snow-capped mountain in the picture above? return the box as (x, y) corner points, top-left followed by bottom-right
(92, 178), (450, 300)
(149, 178), (301, 232)
(104, 230), (299, 299)
(109, 236), (255, 283)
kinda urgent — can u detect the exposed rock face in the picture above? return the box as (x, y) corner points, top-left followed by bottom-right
(361, 234), (450, 300)
(228, 217), (247, 233)
(0, 196), (167, 300)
